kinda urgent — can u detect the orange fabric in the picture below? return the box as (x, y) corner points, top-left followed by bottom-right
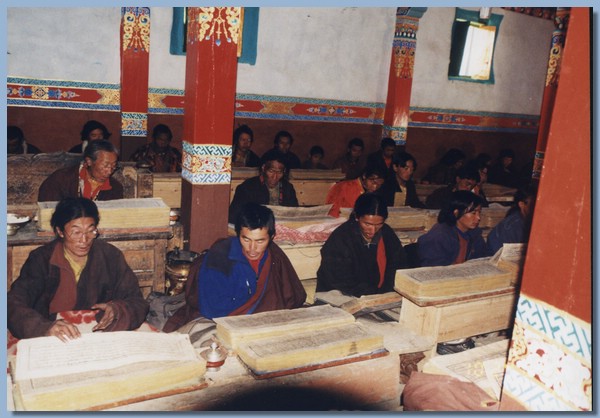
(79, 163), (112, 200)
(453, 231), (468, 264)
(325, 178), (364, 217)
(376, 236), (387, 288)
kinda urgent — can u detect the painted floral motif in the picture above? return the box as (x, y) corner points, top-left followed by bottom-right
(188, 7), (241, 46)
(122, 7), (150, 52)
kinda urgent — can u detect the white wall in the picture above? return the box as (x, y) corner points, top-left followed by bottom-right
(7, 8), (121, 83)
(412, 7), (555, 114)
(7, 7), (555, 115)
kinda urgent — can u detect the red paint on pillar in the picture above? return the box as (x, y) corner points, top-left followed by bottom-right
(520, 7), (590, 322)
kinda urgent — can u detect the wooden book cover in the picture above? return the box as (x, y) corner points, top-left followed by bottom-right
(386, 207), (429, 230)
(38, 198), (170, 231)
(236, 322), (384, 374)
(214, 305), (355, 350)
(10, 332), (205, 411)
(394, 258), (512, 300)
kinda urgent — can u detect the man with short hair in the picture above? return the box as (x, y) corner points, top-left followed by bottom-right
(333, 137), (366, 180)
(228, 155), (299, 223)
(162, 203), (307, 330)
(425, 165), (489, 210)
(129, 124), (182, 172)
(260, 130), (301, 170)
(38, 140), (124, 202)
(325, 165), (387, 217)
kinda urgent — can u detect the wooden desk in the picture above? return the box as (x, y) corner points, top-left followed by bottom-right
(7, 222), (171, 298)
(105, 349), (400, 411)
(397, 287), (517, 351)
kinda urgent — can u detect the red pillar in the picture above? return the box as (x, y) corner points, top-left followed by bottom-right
(531, 8), (570, 180)
(382, 7), (426, 145)
(180, 7), (241, 252)
(120, 7), (150, 147)
(501, 7), (590, 411)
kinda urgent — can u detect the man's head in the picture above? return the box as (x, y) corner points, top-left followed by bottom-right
(441, 148), (466, 169)
(151, 124), (173, 151)
(353, 193), (388, 243)
(83, 140), (119, 184)
(7, 126), (25, 153)
(437, 190), (485, 232)
(308, 145), (324, 165)
(261, 157), (286, 188)
(274, 131), (293, 154)
(347, 138), (365, 161)
(514, 184), (537, 220)
(454, 166), (481, 191)
(380, 137), (396, 159)
(392, 151), (417, 184)
(498, 149), (515, 168)
(233, 125), (254, 152)
(81, 120), (111, 142)
(359, 166), (386, 193)
(235, 203), (275, 261)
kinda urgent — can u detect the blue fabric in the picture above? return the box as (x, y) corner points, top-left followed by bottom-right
(486, 210), (526, 254)
(239, 8), (259, 65)
(197, 237), (267, 319)
(417, 222), (489, 267)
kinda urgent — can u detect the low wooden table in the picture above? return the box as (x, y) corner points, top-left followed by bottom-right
(396, 287), (517, 354)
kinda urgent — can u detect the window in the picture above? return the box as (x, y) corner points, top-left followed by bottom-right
(448, 8), (503, 83)
(170, 7), (259, 65)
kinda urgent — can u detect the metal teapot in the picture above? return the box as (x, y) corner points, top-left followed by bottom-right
(165, 247), (200, 296)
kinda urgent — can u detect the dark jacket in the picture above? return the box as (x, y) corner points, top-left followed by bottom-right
(228, 175), (298, 223)
(366, 150), (394, 181)
(38, 164), (124, 202)
(317, 218), (407, 297)
(487, 210), (528, 254)
(417, 222), (489, 267)
(382, 177), (425, 208)
(163, 238), (306, 330)
(261, 148), (301, 170)
(8, 239), (148, 339)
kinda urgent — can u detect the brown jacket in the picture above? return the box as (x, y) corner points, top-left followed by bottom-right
(38, 164), (124, 202)
(8, 239), (148, 339)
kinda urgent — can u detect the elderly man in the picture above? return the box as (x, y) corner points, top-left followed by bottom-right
(228, 154), (298, 224)
(38, 140), (124, 202)
(163, 203), (307, 330)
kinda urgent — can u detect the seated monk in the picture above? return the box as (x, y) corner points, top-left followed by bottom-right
(164, 203), (306, 330)
(228, 155), (298, 224)
(38, 139), (124, 202)
(317, 193), (408, 297)
(8, 197), (148, 341)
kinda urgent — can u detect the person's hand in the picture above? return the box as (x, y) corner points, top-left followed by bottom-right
(91, 302), (117, 332)
(46, 320), (81, 342)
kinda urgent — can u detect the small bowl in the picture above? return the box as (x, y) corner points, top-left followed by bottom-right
(7, 213), (30, 236)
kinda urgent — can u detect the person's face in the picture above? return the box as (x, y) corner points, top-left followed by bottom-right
(154, 133), (171, 150)
(395, 160), (415, 183)
(238, 133), (253, 151)
(453, 159), (465, 169)
(357, 214), (385, 242)
(88, 128), (105, 141)
(276, 137), (292, 153)
(239, 226), (271, 261)
(502, 157), (513, 168)
(262, 161), (285, 188)
(361, 175), (384, 193)
(455, 206), (481, 233)
(456, 176), (477, 191)
(383, 145), (396, 159)
(57, 217), (98, 260)
(310, 153), (323, 165)
(86, 151), (118, 183)
(349, 145), (363, 160)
